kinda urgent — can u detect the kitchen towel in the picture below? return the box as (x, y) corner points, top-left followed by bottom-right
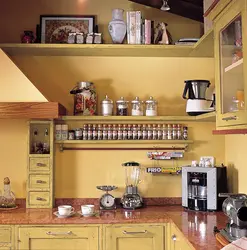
(222, 237), (247, 250)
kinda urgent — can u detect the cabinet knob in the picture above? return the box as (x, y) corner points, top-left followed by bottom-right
(171, 234), (177, 241)
(36, 163), (46, 167)
(36, 197), (46, 201)
(36, 180), (46, 184)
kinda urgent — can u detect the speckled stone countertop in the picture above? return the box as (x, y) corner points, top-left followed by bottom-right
(0, 206), (227, 250)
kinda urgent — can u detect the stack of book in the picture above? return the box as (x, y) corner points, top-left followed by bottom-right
(126, 11), (154, 44)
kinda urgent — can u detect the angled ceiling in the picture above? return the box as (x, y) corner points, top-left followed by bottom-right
(129, 0), (204, 22)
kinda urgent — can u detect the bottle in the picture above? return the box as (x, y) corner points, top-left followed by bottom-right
(152, 124), (158, 140)
(108, 124), (113, 140)
(162, 124), (167, 140)
(92, 124), (98, 140)
(177, 124), (182, 140)
(83, 124), (88, 140)
(183, 126), (188, 140)
(61, 124), (68, 141)
(147, 124), (153, 140)
(167, 124), (172, 140)
(123, 124), (128, 140)
(132, 124), (138, 140)
(157, 124), (162, 140)
(103, 124), (108, 140)
(113, 124), (118, 140)
(55, 124), (62, 141)
(118, 124), (123, 140)
(142, 124), (148, 140)
(87, 124), (93, 140)
(98, 124), (103, 140)
(137, 124), (142, 140)
(172, 124), (177, 140)
(127, 124), (133, 140)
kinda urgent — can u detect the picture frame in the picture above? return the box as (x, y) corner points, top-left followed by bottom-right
(40, 15), (95, 44)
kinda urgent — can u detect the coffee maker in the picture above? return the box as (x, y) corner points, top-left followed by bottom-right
(182, 166), (228, 211)
(121, 161), (143, 209)
(182, 80), (215, 116)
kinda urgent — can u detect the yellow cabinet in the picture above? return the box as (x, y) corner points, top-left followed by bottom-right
(0, 226), (15, 250)
(169, 224), (194, 250)
(214, 0), (247, 127)
(104, 224), (164, 250)
(18, 226), (100, 250)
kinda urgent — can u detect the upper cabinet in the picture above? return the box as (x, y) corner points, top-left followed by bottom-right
(214, 0), (247, 127)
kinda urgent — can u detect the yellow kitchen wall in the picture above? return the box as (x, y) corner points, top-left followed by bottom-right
(225, 135), (247, 194)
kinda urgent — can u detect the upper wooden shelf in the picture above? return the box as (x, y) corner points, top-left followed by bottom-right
(0, 29), (214, 58)
(0, 102), (66, 119)
(59, 111), (216, 122)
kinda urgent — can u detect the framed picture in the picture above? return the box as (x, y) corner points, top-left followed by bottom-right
(40, 15), (95, 44)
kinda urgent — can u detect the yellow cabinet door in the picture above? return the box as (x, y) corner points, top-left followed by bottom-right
(104, 224), (164, 250)
(170, 224), (194, 250)
(18, 226), (99, 250)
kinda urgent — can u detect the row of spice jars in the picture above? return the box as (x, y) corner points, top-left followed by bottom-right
(102, 96), (158, 116)
(56, 124), (188, 141)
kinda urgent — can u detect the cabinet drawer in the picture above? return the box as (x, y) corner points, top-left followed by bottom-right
(28, 191), (50, 206)
(29, 158), (50, 172)
(29, 175), (50, 189)
(0, 227), (11, 243)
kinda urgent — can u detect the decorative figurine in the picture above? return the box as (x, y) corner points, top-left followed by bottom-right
(154, 22), (173, 45)
(0, 177), (16, 208)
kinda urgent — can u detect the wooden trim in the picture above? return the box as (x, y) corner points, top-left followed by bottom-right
(0, 102), (66, 119)
(213, 129), (247, 135)
(204, 0), (220, 17)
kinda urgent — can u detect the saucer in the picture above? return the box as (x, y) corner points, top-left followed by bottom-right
(53, 211), (76, 218)
(77, 211), (97, 217)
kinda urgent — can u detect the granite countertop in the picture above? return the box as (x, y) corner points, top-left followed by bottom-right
(0, 206), (227, 250)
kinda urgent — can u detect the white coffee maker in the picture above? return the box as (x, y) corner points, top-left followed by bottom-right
(182, 80), (215, 116)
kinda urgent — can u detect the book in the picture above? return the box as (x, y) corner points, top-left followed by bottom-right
(126, 12), (130, 44)
(129, 11), (136, 44)
(144, 19), (151, 44)
(135, 11), (142, 44)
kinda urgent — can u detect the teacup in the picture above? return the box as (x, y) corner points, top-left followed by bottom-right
(58, 205), (74, 216)
(81, 205), (95, 216)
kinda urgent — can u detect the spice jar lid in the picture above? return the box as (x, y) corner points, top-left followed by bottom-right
(77, 82), (93, 89)
(116, 96), (129, 104)
(101, 95), (113, 104)
(145, 96), (157, 104)
(131, 96), (143, 104)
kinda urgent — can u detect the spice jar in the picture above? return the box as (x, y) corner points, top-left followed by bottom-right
(68, 130), (75, 140)
(101, 95), (113, 116)
(116, 97), (129, 116)
(145, 96), (157, 116)
(75, 128), (83, 140)
(131, 97), (144, 116)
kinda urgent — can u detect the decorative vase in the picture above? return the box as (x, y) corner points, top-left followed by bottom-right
(108, 9), (126, 44)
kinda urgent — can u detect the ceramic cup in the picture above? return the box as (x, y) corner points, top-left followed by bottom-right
(81, 205), (95, 216)
(58, 205), (74, 216)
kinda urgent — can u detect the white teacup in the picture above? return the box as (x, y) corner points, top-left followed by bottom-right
(81, 205), (95, 216)
(58, 205), (74, 216)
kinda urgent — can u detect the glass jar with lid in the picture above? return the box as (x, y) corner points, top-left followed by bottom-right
(131, 97), (144, 116)
(101, 95), (113, 116)
(116, 97), (129, 116)
(145, 96), (157, 116)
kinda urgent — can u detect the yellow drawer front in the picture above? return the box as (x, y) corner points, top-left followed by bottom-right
(0, 227), (11, 243)
(29, 158), (50, 172)
(29, 175), (50, 189)
(28, 192), (50, 206)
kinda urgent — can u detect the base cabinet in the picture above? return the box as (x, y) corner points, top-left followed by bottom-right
(104, 224), (165, 250)
(0, 226), (15, 250)
(18, 226), (100, 250)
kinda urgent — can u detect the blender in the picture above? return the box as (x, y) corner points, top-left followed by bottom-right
(121, 161), (143, 209)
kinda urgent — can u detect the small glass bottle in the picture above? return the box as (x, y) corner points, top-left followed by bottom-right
(172, 124), (177, 140)
(108, 124), (113, 140)
(167, 124), (172, 140)
(0, 177), (16, 208)
(83, 124), (88, 140)
(177, 124), (182, 140)
(87, 124), (93, 140)
(98, 124), (103, 140)
(162, 124), (167, 140)
(157, 124), (163, 140)
(43, 128), (50, 154)
(147, 124), (153, 140)
(113, 124), (118, 140)
(118, 124), (123, 140)
(132, 124), (138, 140)
(131, 97), (144, 116)
(116, 97), (129, 116)
(127, 124), (133, 140)
(142, 124), (148, 140)
(123, 124), (128, 140)
(92, 124), (98, 140)
(137, 124), (142, 140)
(152, 124), (158, 140)
(183, 126), (188, 140)
(75, 128), (82, 140)
(103, 124), (108, 140)
(145, 96), (157, 116)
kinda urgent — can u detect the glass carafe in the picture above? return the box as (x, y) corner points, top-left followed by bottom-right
(122, 161), (141, 187)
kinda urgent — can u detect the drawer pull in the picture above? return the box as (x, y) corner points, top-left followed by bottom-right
(36, 163), (46, 167)
(36, 197), (46, 201)
(46, 231), (72, 236)
(222, 116), (237, 121)
(171, 234), (177, 241)
(123, 230), (147, 234)
(36, 180), (46, 184)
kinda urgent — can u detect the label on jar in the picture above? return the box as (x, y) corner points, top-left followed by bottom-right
(138, 131), (142, 140)
(113, 131), (118, 140)
(93, 131), (98, 140)
(103, 131), (108, 140)
(158, 131), (163, 140)
(118, 131), (123, 140)
(146, 110), (157, 116)
(108, 131), (113, 140)
(147, 131), (153, 140)
(133, 131), (138, 140)
(123, 131), (128, 140)
(88, 131), (93, 140)
(83, 130), (88, 140)
(131, 109), (143, 116)
(128, 130), (133, 140)
(61, 131), (68, 140)
(98, 130), (103, 140)
(153, 130), (158, 140)
(143, 131), (148, 140)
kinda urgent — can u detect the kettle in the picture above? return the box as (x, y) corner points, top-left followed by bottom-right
(182, 80), (210, 100)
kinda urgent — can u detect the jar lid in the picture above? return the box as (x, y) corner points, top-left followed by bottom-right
(122, 161), (140, 167)
(131, 96), (143, 104)
(116, 96), (129, 104)
(77, 82), (93, 89)
(101, 95), (113, 104)
(145, 96), (157, 104)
